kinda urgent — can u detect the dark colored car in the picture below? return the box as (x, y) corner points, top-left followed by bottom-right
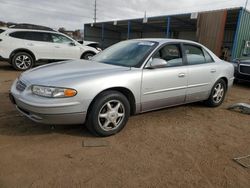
(232, 57), (250, 82)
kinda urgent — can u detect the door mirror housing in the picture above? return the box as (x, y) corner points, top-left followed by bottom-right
(69, 42), (76, 46)
(149, 58), (167, 69)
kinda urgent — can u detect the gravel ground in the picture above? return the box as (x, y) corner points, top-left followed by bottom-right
(0, 61), (250, 188)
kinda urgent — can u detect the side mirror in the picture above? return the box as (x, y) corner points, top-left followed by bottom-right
(69, 42), (76, 46)
(149, 58), (167, 69)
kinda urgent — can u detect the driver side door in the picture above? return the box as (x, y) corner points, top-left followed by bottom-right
(141, 43), (188, 112)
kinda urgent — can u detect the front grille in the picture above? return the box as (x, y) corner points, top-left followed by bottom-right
(239, 64), (250, 75)
(16, 80), (27, 92)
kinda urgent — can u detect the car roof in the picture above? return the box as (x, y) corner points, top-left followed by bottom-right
(3, 28), (59, 34)
(133, 38), (201, 45)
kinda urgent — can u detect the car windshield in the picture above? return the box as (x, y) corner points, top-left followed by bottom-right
(92, 40), (158, 67)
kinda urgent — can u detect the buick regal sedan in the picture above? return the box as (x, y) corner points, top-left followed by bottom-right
(10, 39), (234, 136)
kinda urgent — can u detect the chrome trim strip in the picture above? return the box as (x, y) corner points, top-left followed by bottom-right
(187, 83), (209, 88)
(143, 86), (187, 95)
(143, 83), (209, 95)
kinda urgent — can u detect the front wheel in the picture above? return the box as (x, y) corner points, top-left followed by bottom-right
(205, 79), (227, 107)
(86, 91), (130, 137)
(81, 52), (95, 60)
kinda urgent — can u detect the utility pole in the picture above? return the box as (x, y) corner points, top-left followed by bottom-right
(94, 0), (97, 23)
(245, 0), (249, 9)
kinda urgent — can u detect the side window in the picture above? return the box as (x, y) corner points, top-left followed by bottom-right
(203, 49), (214, 63)
(30, 32), (52, 42)
(51, 34), (72, 44)
(9, 31), (27, 39)
(184, 44), (206, 65)
(153, 44), (183, 67)
(9, 31), (52, 42)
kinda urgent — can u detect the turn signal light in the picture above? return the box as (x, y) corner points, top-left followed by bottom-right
(64, 89), (77, 97)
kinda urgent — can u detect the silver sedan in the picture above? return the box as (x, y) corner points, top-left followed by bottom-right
(10, 39), (234, 136)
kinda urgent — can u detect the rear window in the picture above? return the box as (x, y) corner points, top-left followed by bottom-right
(9, 31), (52, 42)
(0, 29), (5, 34)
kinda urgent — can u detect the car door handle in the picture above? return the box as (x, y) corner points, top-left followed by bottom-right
(178, 73), (185, 78)
(210, 69), (216, 73)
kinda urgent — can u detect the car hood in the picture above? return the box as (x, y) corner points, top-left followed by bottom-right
(20, 60), (131, 85)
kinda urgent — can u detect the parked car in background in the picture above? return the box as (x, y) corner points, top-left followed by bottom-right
(232, 57), (250, 82)
(0, 28), (100, 70)
(232, 41), (250, 82)
(10, 39), (234, 136)
(78, 40), (102, 51)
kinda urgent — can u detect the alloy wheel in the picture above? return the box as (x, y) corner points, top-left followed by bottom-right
(212, 83), (224, 103)
(98, 100), (125, 131)
(15, 55), (32, 70)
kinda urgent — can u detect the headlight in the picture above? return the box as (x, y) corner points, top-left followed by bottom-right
(32, 85), (77, 98)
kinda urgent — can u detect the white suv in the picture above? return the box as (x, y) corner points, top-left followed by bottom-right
(0, 28), (100, 70)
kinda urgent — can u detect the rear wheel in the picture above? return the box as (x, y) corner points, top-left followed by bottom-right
(205, 79), (227, 107)
(11, 52), (34, 71)
(86, 91), (130, 137)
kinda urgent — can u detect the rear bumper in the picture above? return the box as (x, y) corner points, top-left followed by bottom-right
(9, 93), (86, 125)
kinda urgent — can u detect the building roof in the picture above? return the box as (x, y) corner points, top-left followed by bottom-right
(85, 7), (242, 33)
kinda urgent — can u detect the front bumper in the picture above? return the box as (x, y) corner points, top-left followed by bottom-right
(0, 55), (8, 61)
(9, 92), (87, 125)
(233, 62), (250, 82)
(234, 71), (250, 82)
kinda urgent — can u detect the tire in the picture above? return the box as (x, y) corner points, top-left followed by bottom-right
(81, 52), (95, 60)
(11, 52), (34, 71)
(205, 79), (227, 107)
(86, 90), (130, 137)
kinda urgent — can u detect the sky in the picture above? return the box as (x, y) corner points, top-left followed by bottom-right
(0, 0), (249, 30)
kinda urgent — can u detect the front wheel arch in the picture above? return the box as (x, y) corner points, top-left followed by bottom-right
(87, 87), (136, 119)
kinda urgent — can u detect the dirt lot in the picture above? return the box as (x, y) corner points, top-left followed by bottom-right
(0, 61), (249, 188)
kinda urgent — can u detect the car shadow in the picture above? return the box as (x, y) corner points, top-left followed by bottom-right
(0, 62), (16, 71)
(0, 114), (94, 138)
(234, 81), (250, 89)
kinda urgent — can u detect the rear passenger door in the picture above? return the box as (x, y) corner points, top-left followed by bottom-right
(24, 32), (55, 60)
(183, 43), (218, 102)
(8, 31), (55, 60)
